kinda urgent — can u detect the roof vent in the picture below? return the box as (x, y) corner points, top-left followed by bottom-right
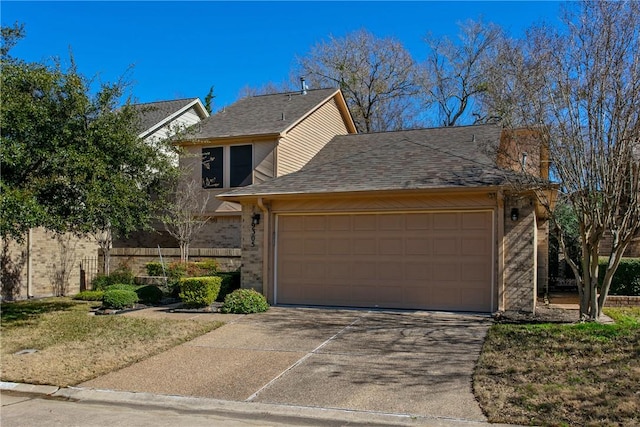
(281, 112), (285, 121)
(300, 76), (308, 95)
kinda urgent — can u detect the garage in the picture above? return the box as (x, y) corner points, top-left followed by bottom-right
(275, 211), (494, 312)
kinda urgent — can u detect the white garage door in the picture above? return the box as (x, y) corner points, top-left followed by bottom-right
(275, 211), (494, 312)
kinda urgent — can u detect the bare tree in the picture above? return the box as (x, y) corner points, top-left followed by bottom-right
(506, 1), (640, 320)
(296, 29), (420, 132)
(422, 19), (504, 127)
(236, 80), (296, 99)
(160, 175), (210, 263)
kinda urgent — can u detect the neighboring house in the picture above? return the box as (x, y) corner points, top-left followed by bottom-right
(113, 98), (210, 249)
(218, 124), (552, 313)
(177, 88), (357, 249)
(135, 97), (209, 144)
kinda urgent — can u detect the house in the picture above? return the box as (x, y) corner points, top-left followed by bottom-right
(218, 124), (553, 313)
(176, 87), (357, 249)
(134, 97), (209, 144)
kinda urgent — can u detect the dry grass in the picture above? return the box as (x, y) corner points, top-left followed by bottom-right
(474, 307), (640, 427)
(1, 298), (222, 387)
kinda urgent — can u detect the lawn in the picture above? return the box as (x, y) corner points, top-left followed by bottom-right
(474, 307), (640, 427)
(1, 298), (222, 387)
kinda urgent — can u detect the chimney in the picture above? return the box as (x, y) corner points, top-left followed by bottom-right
(300, 76), (307, 95)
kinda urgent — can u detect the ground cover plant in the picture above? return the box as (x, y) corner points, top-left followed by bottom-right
(1, 298), (222, 387)
(474, 307), (640, 426)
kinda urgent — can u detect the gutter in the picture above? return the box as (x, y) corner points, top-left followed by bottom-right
(256, 197), (270, 300)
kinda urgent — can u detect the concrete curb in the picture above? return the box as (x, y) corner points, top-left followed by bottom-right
(2, 382), (516, 426)
(1, 381), (59, 396)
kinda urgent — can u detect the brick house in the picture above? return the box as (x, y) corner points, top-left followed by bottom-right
(218, 124), (553, 313)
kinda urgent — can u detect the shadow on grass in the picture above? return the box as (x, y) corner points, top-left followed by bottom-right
(1, 298), (82, 324)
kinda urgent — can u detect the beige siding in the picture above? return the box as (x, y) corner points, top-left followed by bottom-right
(271, 192), (497, 213)
(277, 98), (350, 176)
(254, 140), (277, 184)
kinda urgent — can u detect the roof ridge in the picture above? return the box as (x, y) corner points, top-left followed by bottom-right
(249, 87), (337, 98)
(131, 98), (198, 107)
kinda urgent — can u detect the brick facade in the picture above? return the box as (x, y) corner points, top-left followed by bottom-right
(107, 247), (241, 276)
(240, 203), (264, 293)
(1, 228), (99, 300)
(503, 197), (537, 312)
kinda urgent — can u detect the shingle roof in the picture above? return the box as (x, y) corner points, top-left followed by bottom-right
(132, 98), (201, 135)
(219, 124), (528, 198)
(189, 88), (340, 140)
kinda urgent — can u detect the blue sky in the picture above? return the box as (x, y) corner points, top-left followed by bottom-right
(2, 1), (562, 109)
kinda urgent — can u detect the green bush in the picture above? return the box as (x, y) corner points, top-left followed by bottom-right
(102, 289), (139, 309)
(108, 267), (135, 285)
(106, 283), (139, 293)
(136, 285), (163, 304)
(599, 258), (640, 296)
(91, 275), (112, 291)
(217, 272), (241, 302)
(221, 289), (269, 314)
(145, 262), (166, 277)
(73, 290), (104, 301)
(178, 276), (222, 308)
(91, 266), (135, 290)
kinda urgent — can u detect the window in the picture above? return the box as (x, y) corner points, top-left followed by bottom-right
(201, 145), (253, 189)
(230, 145), (253, 187)
(202, 147), (223, 188)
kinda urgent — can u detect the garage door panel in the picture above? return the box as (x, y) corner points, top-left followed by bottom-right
(276, 211), (493, 312)
(379, 238), (403, 255)
(353, 238), (376, 255)
(433, 238), (458, 255)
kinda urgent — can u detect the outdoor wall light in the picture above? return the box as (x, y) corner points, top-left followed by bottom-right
(511, 208), (519, 221)
(251, 213), (261, 226)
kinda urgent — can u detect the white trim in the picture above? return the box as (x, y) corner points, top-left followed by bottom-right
(139, 98), (209, 139)
(273, 208), (496, 312)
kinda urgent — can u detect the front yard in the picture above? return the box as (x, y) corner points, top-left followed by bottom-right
(474, 307), (640, 427)
(1, 298), (222, 387)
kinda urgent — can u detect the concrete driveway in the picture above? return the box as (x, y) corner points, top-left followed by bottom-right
(80, 307), (491, 422)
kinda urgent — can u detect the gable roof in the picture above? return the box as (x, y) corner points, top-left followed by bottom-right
(218, 124), (529, 199)
(187, 88), (356, 141)
(132, 98), (209, 138)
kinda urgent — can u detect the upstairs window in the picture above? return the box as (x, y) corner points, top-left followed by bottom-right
(201, 144), (253, 188)
(202, 147), (223, 188)
(230, 145), (253, 187)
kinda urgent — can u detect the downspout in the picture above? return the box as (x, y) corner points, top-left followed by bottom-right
(256, 197), (270, 301)
(27, 228), (33, 298)
(496, 190), (505, 311)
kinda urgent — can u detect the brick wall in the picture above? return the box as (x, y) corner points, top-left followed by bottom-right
(240, 203), (264, 293)
(107, 247), (241, 276)
(604, 296), (640, 307)
(1, 228), (99, 300)
(503, 198), (537, 312)
(114, 216), (241, 249)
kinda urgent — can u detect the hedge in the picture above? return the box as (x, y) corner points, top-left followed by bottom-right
(103, 289), (139, 309)
(178, 276), (222, 308)
(599, 257), (640, 296)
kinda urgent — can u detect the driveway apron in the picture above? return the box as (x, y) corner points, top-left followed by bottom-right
(80, 307), (491, 421)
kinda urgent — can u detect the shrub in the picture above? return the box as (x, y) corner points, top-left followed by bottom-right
(221, 289), (269, 314)
(178, 277), (222, 308)
(145, 262), (166, 277)
(91, 275), (112, 291)
(217, 272), (241, 302)
(136, 285), (163, 304)
(73, 290), (104, 301)
(108, 266), (135, 285)
(102, 289), (139, 309)
(91, 266), (135, 290)
(599, 257), (640, 296)
(106, 283), (139, 293)
(194, 259), (218, 276)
